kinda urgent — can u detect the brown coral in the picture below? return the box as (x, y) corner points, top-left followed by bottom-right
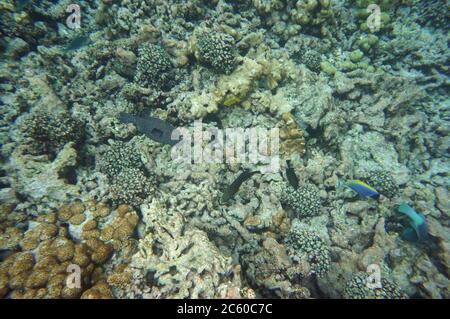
(279, 112), (306, 158)
(80, 281), (113, 299)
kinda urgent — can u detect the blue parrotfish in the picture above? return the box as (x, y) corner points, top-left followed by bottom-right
(337, 179), (380, 199)
(398, 203), (429, 242)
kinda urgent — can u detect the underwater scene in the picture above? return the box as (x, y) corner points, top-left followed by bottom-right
(0, 0), (448, 300)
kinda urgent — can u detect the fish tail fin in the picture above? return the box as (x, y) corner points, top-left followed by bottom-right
(401, 228), (419, 242)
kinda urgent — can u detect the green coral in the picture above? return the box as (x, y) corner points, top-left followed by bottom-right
(349, 49), (364, 63)
(365, 170), (398, 198)
(355, 0), (399, 11)
(358, 34), (379, 52)
(281, 184), (322, 218)
(413, 0), (450, 29)
(343, 272), (408, 299)
(134, 43), (173, 88)
(320, 60), (337, 75)
(285, 225), (330, 277)
(196, 30), (236, 74)
(21, 111), (84, 156)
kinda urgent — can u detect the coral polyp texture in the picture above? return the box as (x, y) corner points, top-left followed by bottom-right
(285, 223), (330, 278)
(0, 0), (448, 300)
(343, 272), (408, 299)
(192, 28), (237, 74)
(134, 43), (173, 89)
(281, 184), (322, 218)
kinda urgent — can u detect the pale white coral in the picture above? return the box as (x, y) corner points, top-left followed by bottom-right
(6, 143), (80, 208)
(130, 199), (233, 298)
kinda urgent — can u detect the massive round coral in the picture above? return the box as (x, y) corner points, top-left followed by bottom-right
(134, 43), (173, 89)
(281, 184), (322, 218)
(285, 224), (330, 278)
(364, 170), (398, 198)
(195, 30), (236, 74)
(343, 272), (408, 299)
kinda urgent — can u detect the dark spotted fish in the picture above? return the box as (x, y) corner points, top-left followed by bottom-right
(220, 170), (258, 204)
(118, 112), (178, 146)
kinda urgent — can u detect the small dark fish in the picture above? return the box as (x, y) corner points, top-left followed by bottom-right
(64, 35), (92, 52)
(286, 160), (298, 189)
(220, 170), (258, 204)
(118, 112), (179, 146)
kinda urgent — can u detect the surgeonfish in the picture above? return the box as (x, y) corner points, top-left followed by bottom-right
(337, 179), (380, 199)
(220, 170), (258, 204)
(398, 203), (428, 242)
(286, 160), (299, 189)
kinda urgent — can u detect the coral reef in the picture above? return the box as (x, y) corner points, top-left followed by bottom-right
(281, 184), (322, 218)
(125, 199), (234, 298)
(134, 43), (173, 89)
(364, 170), (399, 198)
(285, 223), (330, 278)
(191, 28), (237, 74)
(20, 111), (84, 156)
(343, 272), (408, 299)
(240, 237), (311, 298)
(0, 0), (448, 300)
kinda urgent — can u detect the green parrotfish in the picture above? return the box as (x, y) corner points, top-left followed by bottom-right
(398, 203), (428, 242)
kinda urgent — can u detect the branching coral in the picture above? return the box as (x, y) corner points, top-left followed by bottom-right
(129, 199), (233, 298)
(364, 170), (398, 198)
(20, 111), (84, 156)
(285, 223), (330, 278)
(134, 43), (173, 89)
(281, 184), (322, 218)
(344, 272), (408, 299)
(192, 28), (237, 74)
